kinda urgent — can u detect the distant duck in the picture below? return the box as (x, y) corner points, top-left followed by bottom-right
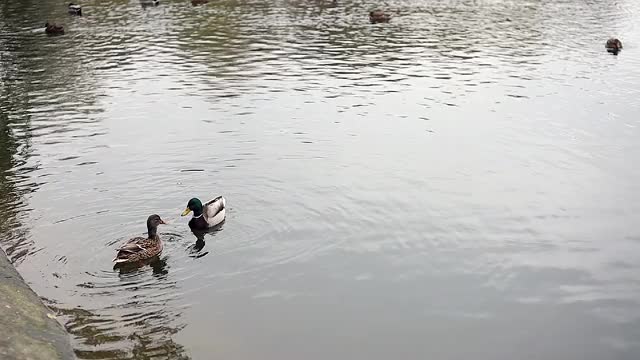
(191, 0), (208, 5)
(606, 38), (622, 54)
(44, 22), (65, 35)
(140, 0), (160, 7)
(68, 3), (82, 15)
(181, 196), (226, 231)
(369, 10), (391, 24)
(113, 215), (166, 264)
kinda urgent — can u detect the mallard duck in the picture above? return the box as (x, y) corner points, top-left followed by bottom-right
(113, 214), (165, 264)
(44, 22), (65, 35)
(68, 3), (82, 15)
(191, 0), (208, 5)
(181, 196), (226, 231)
(369, 10), (391, 24)
(606, 38), (622, 54)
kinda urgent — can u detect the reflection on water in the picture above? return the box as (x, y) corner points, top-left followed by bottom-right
(52, 252), (189, 359)
(2, 0), (640, 359)
(0, 78), (37, 265)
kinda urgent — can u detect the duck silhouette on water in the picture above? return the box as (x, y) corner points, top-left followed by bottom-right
(369, 10), (391, 24)
(606, 38), (622, 55)
(140, 0), (160, 8)
(68, 3), (82, 15)
(44, 22), (64, 35)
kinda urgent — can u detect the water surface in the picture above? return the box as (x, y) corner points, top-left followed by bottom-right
(2, 0), (640, 359)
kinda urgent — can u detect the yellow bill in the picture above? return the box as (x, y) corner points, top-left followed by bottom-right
(181, 208), (192, 217)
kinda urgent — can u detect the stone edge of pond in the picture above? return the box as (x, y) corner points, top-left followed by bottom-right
(0, 248), (75, 360)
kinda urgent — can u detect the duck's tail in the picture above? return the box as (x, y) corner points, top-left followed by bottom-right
(113, 250), (130, 263)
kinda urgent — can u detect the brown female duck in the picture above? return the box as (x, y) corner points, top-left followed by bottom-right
(369, 10), (391, 24)
(45, 22), (65, 35)
(606, 38), (622, 54)
(113, 214), (166, 264)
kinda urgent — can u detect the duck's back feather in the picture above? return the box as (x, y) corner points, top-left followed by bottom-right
(113, 236), (163, 263)
(204, 196), (226, 227)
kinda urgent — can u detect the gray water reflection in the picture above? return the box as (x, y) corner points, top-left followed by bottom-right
(2, 0), (640, 359)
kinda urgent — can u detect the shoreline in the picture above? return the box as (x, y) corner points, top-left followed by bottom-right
(0, 248), (75, 360)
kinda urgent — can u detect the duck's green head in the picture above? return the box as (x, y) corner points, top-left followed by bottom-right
(181, 198), (203, 217)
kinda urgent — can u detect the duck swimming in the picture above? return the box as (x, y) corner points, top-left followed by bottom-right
(113, 214), (165, 264)
(140, 0), (160, 7)
(606, 38), (622, 54)
(68, 3), (82, 15)
(44, 22), (65, 35)
(369, 10), (391, 24)
(181, 196), (226, 231)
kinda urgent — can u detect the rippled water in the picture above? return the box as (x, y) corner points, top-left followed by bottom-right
(2, 0), (640, 359)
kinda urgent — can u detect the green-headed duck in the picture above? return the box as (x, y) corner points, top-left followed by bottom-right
(181, 196), (226, 231)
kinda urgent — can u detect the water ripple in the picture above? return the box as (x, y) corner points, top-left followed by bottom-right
(2, 0), (640, 359)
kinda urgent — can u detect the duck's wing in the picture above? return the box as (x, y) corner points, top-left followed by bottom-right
(113, 237), (155, 262)
(204, 196), (224, 207)
(117, 241), (144, 252)
(204, 196), (226, 227)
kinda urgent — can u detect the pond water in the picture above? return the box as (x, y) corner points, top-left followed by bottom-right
(2, 0), (640, 359)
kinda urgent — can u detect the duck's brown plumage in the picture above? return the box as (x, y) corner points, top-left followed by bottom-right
(113, 214), (165, 264)
(606, 38), (622, 53)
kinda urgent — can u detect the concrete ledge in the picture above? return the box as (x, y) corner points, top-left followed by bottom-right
(0, 248), (75, 360)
